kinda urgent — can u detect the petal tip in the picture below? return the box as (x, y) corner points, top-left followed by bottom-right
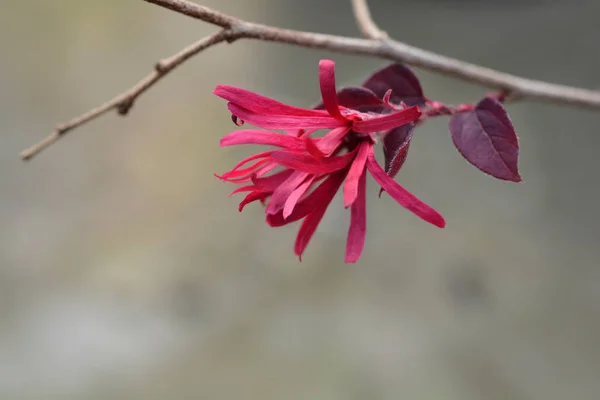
(319, 59), (335, 68)
(212, 84), (228, 96)
(342, 195), (355, 209)
(344, 256), (360, 264)
(434, 216), (446, 228)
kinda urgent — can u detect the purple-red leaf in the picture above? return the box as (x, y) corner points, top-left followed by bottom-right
(314, 86), (384, 111)
(362, 64), (426, 107)
(382, 123), (414, 178)
(449, 97), (521, 182)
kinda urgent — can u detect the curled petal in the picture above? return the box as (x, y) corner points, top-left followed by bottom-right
(287, 128), (316, 138)
(366, 153), (445, 228)
(382, 89), (393, 105)
(228, 104), (346, 130)
(318, 59), (345, 120)
(294, 207), (327, 261)
(293, 172), (344, 261)
(343, 142), (371, 208)
(353, 106), (421, 133)
(228, 185), (255, 196)
(217, 158), (271, 181)
(345, 170), (367, 263)
(267, 170), (346, 227)
(253, 162), (278, 178)
(222, 161), (277, 183)
(266, 171), (310, 215)
(214, 85), (327, 116)
(252, 169), (295, 192)
(283, 176), (316, 219)
(305, 137), (326, 158)
(316, 126), (350, 156)
(270, 148), (357, 174)
(239, 191), (271, 212)
(221, 130), (306, 151)
(220, 151), (272, 173)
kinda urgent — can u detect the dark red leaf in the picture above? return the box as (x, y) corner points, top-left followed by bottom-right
(449, 97), (521, 182)
(313, 86), (384, 112)
(362, 64), (426, 107)
(382, 123), (414, 178)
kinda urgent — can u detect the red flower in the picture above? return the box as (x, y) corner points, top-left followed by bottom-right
(215, 60), (445, 263)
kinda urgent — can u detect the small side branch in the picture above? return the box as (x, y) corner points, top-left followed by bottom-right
(21, 30), (229, 160)
(20, 0), (600, 161)
(351, 0), (388, 40)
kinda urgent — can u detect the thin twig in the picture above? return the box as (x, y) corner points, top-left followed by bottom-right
(20, 30), (229, 160)
(21, 0), (600, 161)
(351, 0), (387, 40)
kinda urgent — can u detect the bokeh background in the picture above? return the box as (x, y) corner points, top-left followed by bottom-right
(2, 0), (600, 398)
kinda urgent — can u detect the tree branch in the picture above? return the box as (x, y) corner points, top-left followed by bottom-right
(21, 0), (600, 161)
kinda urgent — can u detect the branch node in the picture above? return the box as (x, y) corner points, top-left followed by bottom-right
(224, 25), (244, 43)
(117, 100), (134, 116)
(503, 90), (523, 103)
(375, 31), (389, 41)
(55, 123), (68, 134)
(155, 60), (169, 73)
(488, 89), (522, 104)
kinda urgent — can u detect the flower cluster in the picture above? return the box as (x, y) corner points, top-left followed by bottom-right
(214, 59), (445, 262)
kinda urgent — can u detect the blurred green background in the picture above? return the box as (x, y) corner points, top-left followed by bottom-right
(2, 0), (600, 399)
